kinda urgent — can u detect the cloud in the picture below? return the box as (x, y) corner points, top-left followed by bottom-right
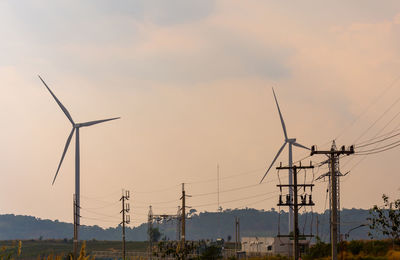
(93, 0), (216, 26)
(2, 1), (400, 227)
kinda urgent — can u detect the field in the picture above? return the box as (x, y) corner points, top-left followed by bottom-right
(0, 240), (148, 259)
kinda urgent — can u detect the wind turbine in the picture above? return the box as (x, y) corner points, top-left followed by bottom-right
(260, 88), (309, 233)
(39, 75), (120, 247)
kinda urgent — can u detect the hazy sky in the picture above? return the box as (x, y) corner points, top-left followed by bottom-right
(1, 1), (400, 228)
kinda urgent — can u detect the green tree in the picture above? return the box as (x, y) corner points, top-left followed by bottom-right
(148, 227), (162, 242)
(368, 194), (400, 241)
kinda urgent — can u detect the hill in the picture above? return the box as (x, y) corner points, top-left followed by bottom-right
(0, 208), (372, 241)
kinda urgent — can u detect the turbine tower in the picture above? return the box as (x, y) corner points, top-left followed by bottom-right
(260, 88), (309, 233)
(39, 75), (120, 247)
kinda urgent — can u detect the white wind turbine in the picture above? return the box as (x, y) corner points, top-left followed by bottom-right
(260, 88), (309, 233)
(39, 75), (120, 242)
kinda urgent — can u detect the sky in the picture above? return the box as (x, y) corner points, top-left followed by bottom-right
(1, 1), (400, 228)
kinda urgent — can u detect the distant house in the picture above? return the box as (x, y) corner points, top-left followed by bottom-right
(241, 236), (310, 257)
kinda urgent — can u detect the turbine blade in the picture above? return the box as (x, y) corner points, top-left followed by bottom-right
(272, 88), (288, 140)
(260, 142), (287, 183)
(38, 75), (75, 125)
(293, 142), (310, 150)
(79, 117), (120, 127)
(52, 128), (75, 185)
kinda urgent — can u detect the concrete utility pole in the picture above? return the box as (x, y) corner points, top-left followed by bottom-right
(148, 206), (153, 260)
(217, 164), (222, 239)
(120, 189), (130, 260)
(177, 206), (181, 241)
(311, 142), (354, 260)
(180, 183), (191, 260)
(181, 183), (186, 259)
(235, 217), (240, 252)
(277, 162), (314, 260)
(73, 194), (78, 260)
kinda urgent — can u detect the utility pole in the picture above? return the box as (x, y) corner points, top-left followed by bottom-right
(277, 162), (314, 260)
(235, 217), (240, 252)
(120, 189), (130, 260)
(180, 183), (191, 260)
(73, 194), (78, 260)
(217, 164), (221, 239)
(217, 164), (220, 212)
(148, 206), (153, 260)
(181, 183), (186, 259)
(311, 142), (354, 260)
(316, 215), (319, 240)
(177, 206), (181, 241)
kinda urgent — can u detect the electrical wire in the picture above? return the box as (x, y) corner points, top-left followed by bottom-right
(355, 142), (400, 156)
(356, 138), (400, 154)
(355, 121), (400, 146)
(186, 167), (266, 185)
(352, 95), (400, 145)
(80, 208), (121, 220)
(191, 191), (279, 208)
(190, 178), (278, 197)
(346, 119), (400, 172)
(81, 216), (118, 224)
(343, 107), (400, 169)
(279, 155), (312, 168)
(336, 74), (400, 142)
(235, 194), (277, 208)
(136, 197), (180, 205)
(356, 131), (400, 148)
(80, 196), (120, 205)
(134, 184), (181, 194)
(81, 190), (122, 200)
(81, 201), (120, 210)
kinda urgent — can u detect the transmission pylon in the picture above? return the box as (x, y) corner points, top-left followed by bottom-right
(120, 189), (130, 260)
(311, 141), (354, 260)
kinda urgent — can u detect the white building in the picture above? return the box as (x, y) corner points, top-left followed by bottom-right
(241, 236), (310, 257)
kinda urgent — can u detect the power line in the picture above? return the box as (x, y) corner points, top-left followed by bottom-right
(137, 197), (180, 205)
(191, 178), (278, 197)
(81, 201), (120, 210)
(80, 196), (121, 205)
(356, 131), (400, 148)
(235, 194), (277, 208)
(356, 124), (400, 146)
(81, 216), (118, 224)
(343, 102), (400, 170)
(81, 190), (122, 200)
(352, 95), (400, 144)
(336, 74), (400, 142)
(356, 138), (400, 154)
(80, 208), (121, 220)
(191, 190), (278, 208)
(355, 142), (400, 156)
(187, 167), (267, 185)
(134, 184), (181, 194)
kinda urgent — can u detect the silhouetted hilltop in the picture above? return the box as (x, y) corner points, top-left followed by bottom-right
(0, 208), (372, 241)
